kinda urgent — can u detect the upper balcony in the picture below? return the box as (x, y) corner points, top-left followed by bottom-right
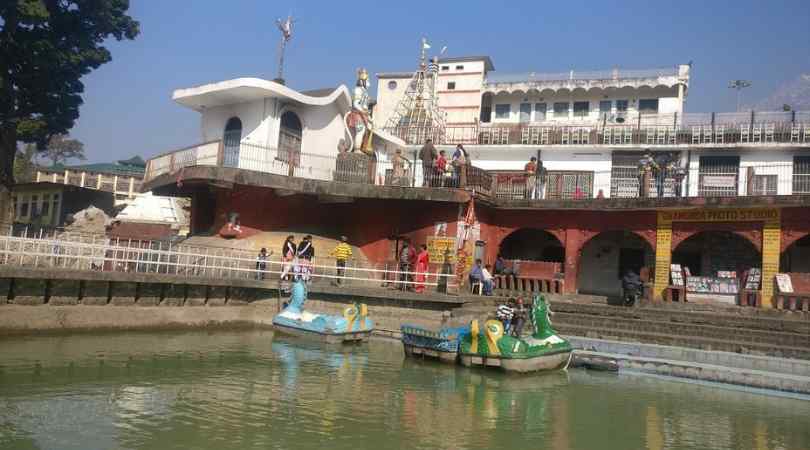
(143, 139), (810, 211)
(483, 66), (688, 95)
(386, 110), (810, 148)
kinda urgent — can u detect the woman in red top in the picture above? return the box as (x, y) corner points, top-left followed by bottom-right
(414, 244), (430, 293)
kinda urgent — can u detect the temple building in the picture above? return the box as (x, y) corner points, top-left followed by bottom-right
(142, 51), (810, 309)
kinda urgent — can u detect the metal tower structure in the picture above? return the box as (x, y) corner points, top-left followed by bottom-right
(383, 38), (447, 144)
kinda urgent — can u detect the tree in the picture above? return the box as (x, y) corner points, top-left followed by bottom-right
(0, 0), (139, 192)
(45, 134), (85, 166)
(13, 143), (37, 183)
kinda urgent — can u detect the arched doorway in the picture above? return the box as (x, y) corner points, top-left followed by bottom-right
(223, 117), (242, 168)
(577, 231), (654, 299)
(499, 228), (564, 262)
(279, 111), (302, 171)
(781, 234), (810, 273)
(672, 231), (760, 277)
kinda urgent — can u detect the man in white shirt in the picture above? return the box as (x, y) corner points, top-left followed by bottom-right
(481, 264), (494, 296)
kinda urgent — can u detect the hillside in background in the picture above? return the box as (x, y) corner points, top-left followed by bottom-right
(750, 74), (810, 111)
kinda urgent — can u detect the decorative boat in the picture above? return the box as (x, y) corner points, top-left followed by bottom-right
(458, 295), (573, 373)
(272, 280), (373, 344)
(400, 324), (469, 363)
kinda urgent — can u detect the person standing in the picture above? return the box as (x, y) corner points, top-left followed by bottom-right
(536, 159), (548, 199)
(418, 139), (437, 187)
(511, 297), (528, 337)
(391, 149), (411, 186)
(296, 235), (314, 283)
(434, 150), (448, 187)
(414, 244), (430, 293)
(496, 300), (515, 335)
(255, 247), (269, 280)
(398, 241), (414, 291)
(524, 157), (538, 199)
(330, 236), (353, 286)
(280, 235), (297, 281)
(452, 144), (469, 188)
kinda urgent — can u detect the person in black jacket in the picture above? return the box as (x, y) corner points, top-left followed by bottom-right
(622, 269), (643, 306)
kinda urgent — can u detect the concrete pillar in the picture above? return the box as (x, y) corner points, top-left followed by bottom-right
(653, 213), (673, 301)
(761, 212), (781, 308)
(563, 229), (584, 294)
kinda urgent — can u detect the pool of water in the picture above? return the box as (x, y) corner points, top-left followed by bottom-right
(0, 330), (807, 450)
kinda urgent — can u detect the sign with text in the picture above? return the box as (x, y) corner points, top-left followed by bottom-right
(659, 208), (780, 224)
(427, 237), (456, 263)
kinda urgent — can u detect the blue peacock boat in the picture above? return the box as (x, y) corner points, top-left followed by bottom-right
(272, 280), (373, 344)
(400, 324), (469, 363)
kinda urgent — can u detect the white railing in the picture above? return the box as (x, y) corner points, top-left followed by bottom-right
(0, 233), (460, 289)
(486, 67), (679, 84)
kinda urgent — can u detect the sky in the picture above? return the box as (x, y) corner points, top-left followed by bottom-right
(68, 0), (810, 164)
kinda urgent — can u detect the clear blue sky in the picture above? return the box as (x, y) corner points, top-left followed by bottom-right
(70, 0), (810, 164)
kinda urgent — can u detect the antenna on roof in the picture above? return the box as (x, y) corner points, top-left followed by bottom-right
(275, 14), (295, 85)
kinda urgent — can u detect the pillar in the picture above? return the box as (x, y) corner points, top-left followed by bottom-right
(653, 212), (673, 301)
(761, 211), (781, 308)
(563, 229), (584, 294)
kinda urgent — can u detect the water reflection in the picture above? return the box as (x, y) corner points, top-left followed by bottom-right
(0, 330), (808, 450)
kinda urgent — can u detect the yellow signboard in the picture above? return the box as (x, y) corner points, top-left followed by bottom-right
(654, 208), (781, 308)
(427, 237), (456, 263)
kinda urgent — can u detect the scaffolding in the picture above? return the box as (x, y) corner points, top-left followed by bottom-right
(383, 38), (447, 145)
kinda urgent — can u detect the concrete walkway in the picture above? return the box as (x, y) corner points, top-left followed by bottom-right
(568, 336), (810, 395)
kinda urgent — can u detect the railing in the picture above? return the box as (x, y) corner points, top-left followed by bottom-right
(0, 230), (460, 290)
(485, 67), (680, 84)
(384, 111), (810, 146)
(493, 162), (810, 201)
(35, 168), (143, 199)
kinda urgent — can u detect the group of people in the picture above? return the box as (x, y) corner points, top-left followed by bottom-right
(418, 140), (471, 188)
(496, 296), (529, 337)
(396, 240), (431, 293)
(524, 156), (548, 199)
(254, 235), (355, 286)
(638, 150), (687, 198)
(468, 259), (495, 296)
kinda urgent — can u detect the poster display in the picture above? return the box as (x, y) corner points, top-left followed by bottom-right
(670, 264), (684, 287)
(775, 273), (794, 293)
(744, 268), (762, 290)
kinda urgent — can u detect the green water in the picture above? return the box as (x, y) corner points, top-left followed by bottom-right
(0, 330), (808, 450)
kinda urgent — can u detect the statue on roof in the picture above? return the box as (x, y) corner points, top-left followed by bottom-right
(345, 67), (373, 154)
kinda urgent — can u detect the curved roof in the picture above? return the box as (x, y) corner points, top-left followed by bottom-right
(173, 78), (352, 112)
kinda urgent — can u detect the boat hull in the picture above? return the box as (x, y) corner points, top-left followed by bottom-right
(272, 322), (372, 344)
(403, 343), (458, 363)
(459, 350), (572, 373)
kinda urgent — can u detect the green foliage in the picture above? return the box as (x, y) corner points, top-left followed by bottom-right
(13, 143), (37, 183)
(45, 134), (85, 166)
(0, 0), (140, 188)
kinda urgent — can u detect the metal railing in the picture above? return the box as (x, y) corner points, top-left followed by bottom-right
(493, 162), (810, 201)
(0, 230), (461, 290)
(441, 116), (810, 147)
(485, 68), (680, 85)
(35, 168), (142, 199)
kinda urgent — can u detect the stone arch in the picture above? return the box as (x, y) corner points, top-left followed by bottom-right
(672, 231), (761, 277)
(498, 228), (564, 263)
(576, 230), (655, 299)
(781, 233), (810, 273)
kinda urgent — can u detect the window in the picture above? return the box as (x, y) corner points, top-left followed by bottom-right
(494, 104), (511, 119)
(387, 80), (398, 90)
(699, 156), (739, 197)
(455, 65), (464, 70)
(279, 111), (303, 166)
(41, 194), (50, 217)
(793, 156), (810, 194)
(441, 65), (450, 71)
(20, 196), (29, 218)
(751, 175), (777, 196)
(223, 117), (243, 168)
(573, 101), (590, 118)
(599, 100), (612, 117)
(639, 99), (659, 115)
(534, 103), (547, 122)
(30, 195), (39, 217)
(616, 100), (629, 113)
(553, 102), (569, 118)
(447, 81), (456, 90)
(519, 103), (532, 123)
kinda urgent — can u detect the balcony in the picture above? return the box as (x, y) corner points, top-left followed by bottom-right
(386, 111), (810, 147)
(483, 67), (685, 94)
(35, 168), (142, 199)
